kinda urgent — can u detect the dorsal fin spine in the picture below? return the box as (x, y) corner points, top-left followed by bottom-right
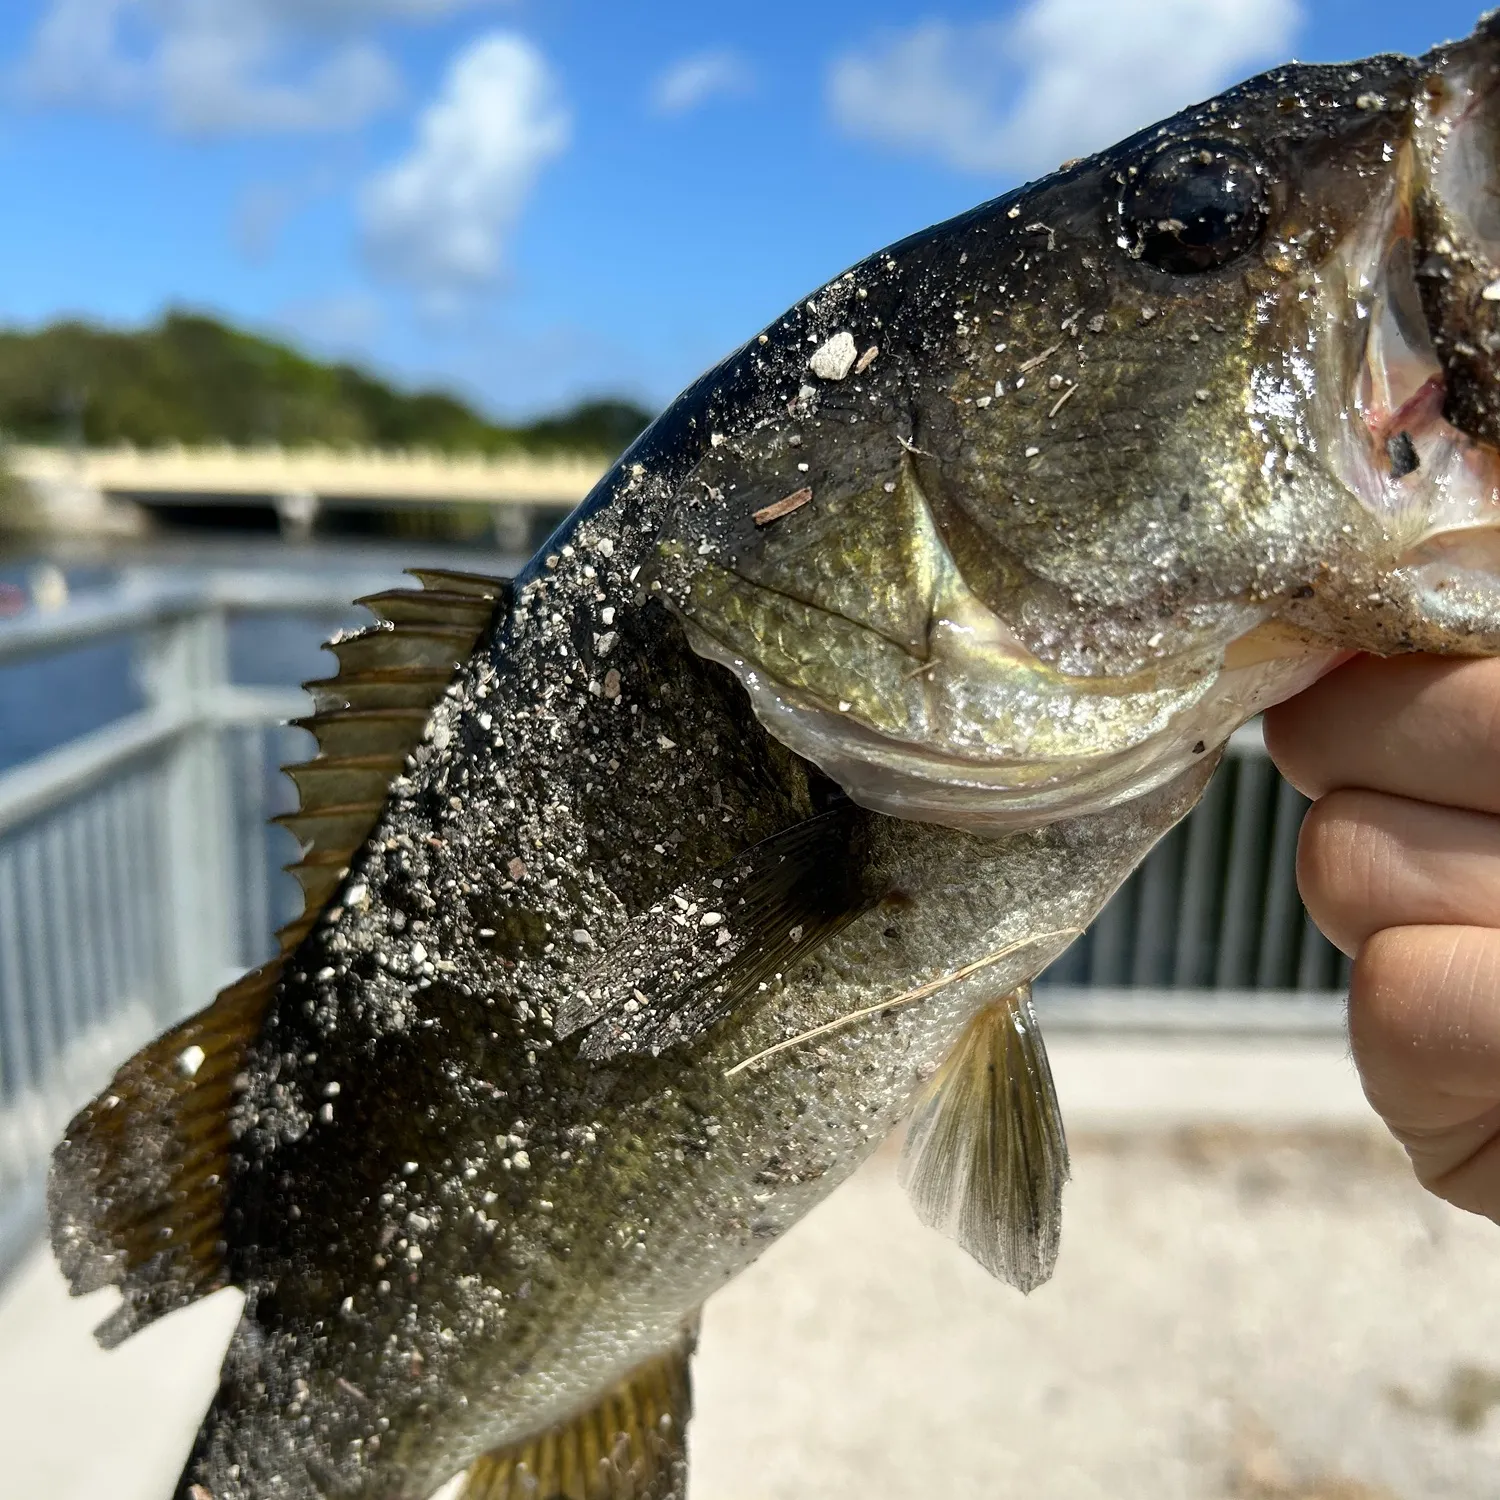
(48, 568), (509, 1347)
(274, 566), (507, 943)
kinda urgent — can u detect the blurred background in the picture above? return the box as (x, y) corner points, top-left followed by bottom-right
(1, 1), (1499, 1496)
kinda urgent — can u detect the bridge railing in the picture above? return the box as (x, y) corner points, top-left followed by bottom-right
(0, 571), (1346, 1284)
(1034, 721), (1350, 1020)
(0, 572), (394, 1281)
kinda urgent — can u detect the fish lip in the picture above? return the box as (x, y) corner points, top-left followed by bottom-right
(1381, 376), (1446, 444)
(1337, 162), (1500, 561)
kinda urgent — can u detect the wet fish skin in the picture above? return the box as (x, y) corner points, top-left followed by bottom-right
(186, 602), (1214, 1497)
(46, 16), (1500, 1500)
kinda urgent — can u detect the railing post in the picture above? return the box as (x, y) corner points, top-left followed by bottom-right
(134, 603), (235, 1025)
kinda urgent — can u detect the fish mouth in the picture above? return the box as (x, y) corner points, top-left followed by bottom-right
(1349, 203), (1500, 570)
(1338, 35), (1500, 638)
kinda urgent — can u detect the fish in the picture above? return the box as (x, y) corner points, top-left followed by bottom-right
(46, 15), (1500, 1499)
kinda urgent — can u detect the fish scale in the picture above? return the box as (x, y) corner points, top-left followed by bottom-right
(46, 16), (1500, 1499)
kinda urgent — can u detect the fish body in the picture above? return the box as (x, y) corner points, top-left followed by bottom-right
(47, 17), (1500, 1499)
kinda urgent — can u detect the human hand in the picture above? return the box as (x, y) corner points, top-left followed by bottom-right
(1264, 655), (1500, 1220)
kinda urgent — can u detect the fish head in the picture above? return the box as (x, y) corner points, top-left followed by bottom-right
(652, 18), (1500, 831)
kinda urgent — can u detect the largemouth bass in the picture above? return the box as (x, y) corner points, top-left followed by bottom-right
(48, 16), (1500, 1499)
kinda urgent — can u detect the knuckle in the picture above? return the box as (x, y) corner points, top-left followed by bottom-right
(1296, 792), (1380, 947)
(1347, 929), (1428, 1069)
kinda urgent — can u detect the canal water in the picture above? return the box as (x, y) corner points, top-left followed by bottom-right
(0, 537), (521, 773)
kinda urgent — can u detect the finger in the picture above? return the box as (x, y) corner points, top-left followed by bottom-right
(1263, 653), (1500, 814)
(1297, 789), (1500, 955)
(1351, 925), (1500, 1218)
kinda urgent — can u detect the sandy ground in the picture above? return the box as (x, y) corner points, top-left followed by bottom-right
(4, 1036), (1500, 1500)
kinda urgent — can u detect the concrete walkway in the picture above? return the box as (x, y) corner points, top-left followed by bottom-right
(6, 1035), (1499, 1499)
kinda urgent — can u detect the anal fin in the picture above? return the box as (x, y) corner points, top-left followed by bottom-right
(898, 983), (1069, 1294)
(459, 1327), (696, 1500)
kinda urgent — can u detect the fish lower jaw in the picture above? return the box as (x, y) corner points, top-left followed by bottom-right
(723, 643), (1336, 835)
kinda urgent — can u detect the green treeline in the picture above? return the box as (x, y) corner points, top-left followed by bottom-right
(0, 312), (654, 457)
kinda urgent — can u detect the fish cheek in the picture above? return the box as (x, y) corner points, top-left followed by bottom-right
(926, 252), (1269, 557)
(657, 437), (949, 728)
(928, 347), (1274, 670)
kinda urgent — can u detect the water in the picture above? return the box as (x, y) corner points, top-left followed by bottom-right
(0, 538), (520, 774)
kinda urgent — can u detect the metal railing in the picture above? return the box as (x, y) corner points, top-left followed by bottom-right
(0, 571), (1346, 1281)
(1035, 723), (1349, 1023)
(0, 569), (396, 1280)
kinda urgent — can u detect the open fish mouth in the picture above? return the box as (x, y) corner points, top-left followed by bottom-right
(1354, 51), (1500, 629)
(660, 21), (1500, 836)
(1346, 157), (1500, 555)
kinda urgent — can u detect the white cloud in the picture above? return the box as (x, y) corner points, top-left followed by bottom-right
(15, 0), (502, 134)
(651, 49), (752, 115)
(361, 32), (570, 303)
(18, 0), (143, 108)
(278, 292), (386, 352)
(154, 17), (397, 133)
(828, 0), (1302, 179)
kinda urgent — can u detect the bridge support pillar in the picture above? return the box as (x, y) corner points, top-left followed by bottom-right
(275, 489), (319, 541)
(490, 502), (534, 554)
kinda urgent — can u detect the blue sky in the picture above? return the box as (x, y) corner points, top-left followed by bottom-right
(0, 0), (1488, 423)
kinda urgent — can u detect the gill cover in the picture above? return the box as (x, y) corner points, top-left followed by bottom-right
(662, 447), (1314, 830)
(653, 22), (1500, 832)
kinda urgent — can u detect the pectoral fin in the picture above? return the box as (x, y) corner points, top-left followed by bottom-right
(457, 1326), (696, 1500)
(556, 804), (873, 1060)
(898, 984), (1068, 1293)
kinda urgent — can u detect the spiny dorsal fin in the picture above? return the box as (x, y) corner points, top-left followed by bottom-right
(458, 1326), (696, 1500)
(289, 708), (428, 758)
(356, 588), (496, 630)
(898, 983), (1069, 1294)
(405, 566), (513, 598)
(47, 567), (508, 1347)
(281, 758), (405, 807)
(305, 672), (452, 714)
(277, 567), (509, 953)
(326, 625), (477, 675)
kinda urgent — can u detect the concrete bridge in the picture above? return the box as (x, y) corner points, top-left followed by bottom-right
(8, 444), (610, 547)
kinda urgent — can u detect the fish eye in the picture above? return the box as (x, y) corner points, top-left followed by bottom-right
(1116, 140), (1268, 273)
